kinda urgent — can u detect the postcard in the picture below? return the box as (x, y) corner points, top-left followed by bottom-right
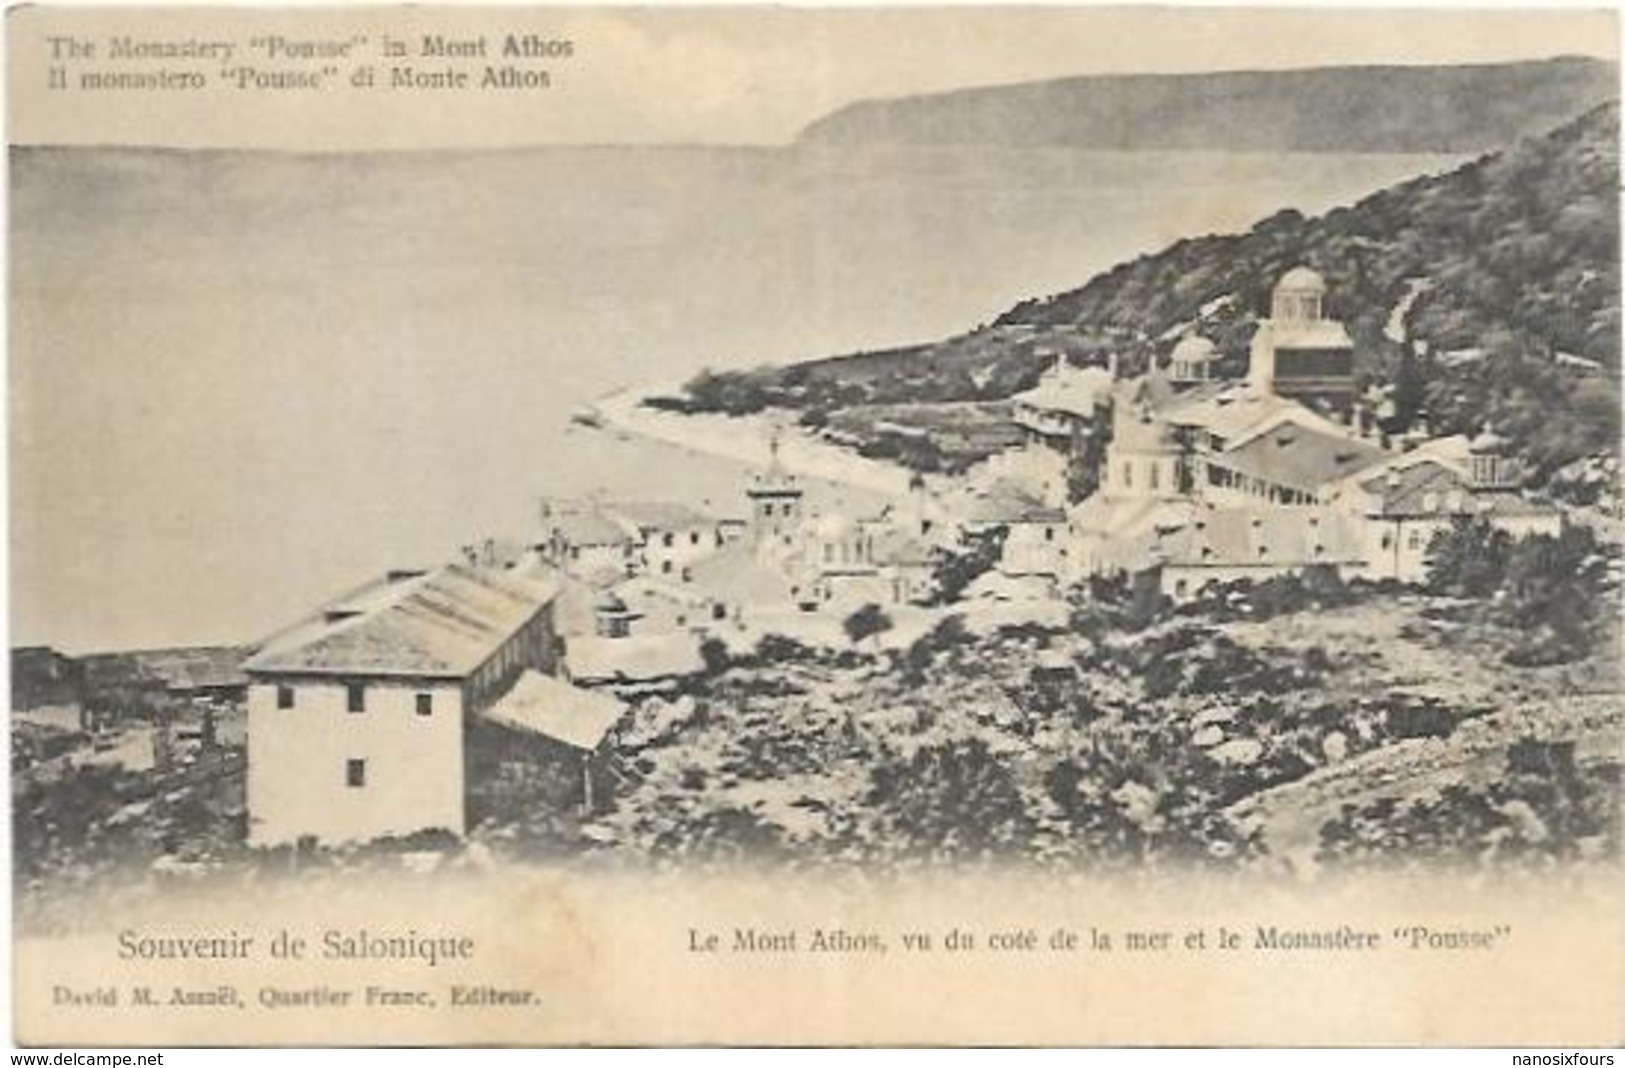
(7, 5), (1622, 1046)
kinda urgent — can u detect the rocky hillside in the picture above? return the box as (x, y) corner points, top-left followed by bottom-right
(669, 102), (1620, 482)
(800, 57), (1618, 154)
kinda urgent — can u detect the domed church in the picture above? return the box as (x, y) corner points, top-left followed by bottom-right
(1248, 267), (1357, 415)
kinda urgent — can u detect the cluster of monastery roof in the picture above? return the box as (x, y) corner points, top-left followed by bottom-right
(248, 267), (1565, 694)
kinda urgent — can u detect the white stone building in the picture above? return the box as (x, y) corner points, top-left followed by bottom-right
(1146, 505), (1369, 600)
(998, 357), (1116, 505)
(243, 563), (558, 846)
(1324, 429), (1564, 582)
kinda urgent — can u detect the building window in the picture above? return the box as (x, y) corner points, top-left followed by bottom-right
(662, 560), (673, 574)
(346, 682), (365, 713)
(1407, 529), (1424, 551)
(690, 531), (701, 546)
(416, 692), (433, 717)
(1123, 462), (1133, 488)
(1045, 527), (1056, 542)
(1150, 463), (1160, 490)
(346, 758), (366, 788)
(662, 532), (674, 548)
(1380, 533), (1393, 550)
(276, 684), (295, 710)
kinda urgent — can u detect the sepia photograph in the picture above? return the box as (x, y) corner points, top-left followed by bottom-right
(5, 4), (1622, 1047)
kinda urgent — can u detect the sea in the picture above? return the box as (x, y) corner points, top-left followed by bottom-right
(9, 142), (1463, 651)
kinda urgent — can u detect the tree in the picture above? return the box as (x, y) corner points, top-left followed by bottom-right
(1501, 525), (1610, 663)
(1425, 517), (1512, 597)
(862, 738), (1034, 861)
(898, 615), (973, 687)
(930, 526), (1008, 605)
(1388, 343), (1426, 433)
(843, 604), (893, 647)
(698, 637), (731, 677)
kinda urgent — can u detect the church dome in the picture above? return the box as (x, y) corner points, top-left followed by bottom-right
(1275, 266), (1327, 293)
(1469, 426), (1509, 455)
(1171, 334), (1218, 364)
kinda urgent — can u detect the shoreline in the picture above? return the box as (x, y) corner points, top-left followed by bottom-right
(588, 382), (918, 504)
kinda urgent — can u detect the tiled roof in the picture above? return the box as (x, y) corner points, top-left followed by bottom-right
(1360, 461), (1559, 520)
(1346, 434), (1472, 485)
(1013, 366), (1114, 418)
(1214, 420), (1388, 494)
(244, 563), (557, 679)
(482, 669), (625, 750)
(1164, 385), (1338, 443)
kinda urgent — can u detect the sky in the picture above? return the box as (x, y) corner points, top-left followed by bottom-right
(7, 6), (1620, 149)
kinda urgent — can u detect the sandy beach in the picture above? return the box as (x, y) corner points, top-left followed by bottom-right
(590, 382), (918, 504)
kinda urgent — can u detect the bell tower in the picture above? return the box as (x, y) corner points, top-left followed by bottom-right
(747, 432), (804, 550)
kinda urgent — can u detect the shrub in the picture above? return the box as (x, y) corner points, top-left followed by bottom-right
(843, 604), (894, 646)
